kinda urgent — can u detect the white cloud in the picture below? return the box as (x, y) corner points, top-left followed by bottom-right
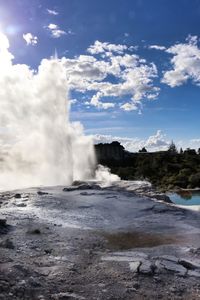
(63, 41), (159, 110)
(120, 102), (138, 111)
(148, 45), (166, 50)
(47, 23), (66, 38)
(145, 130), (169, 149)
(93, 130), (170, 152)
(162, 35), (200, 87)
(87, 40), (128, 56)
(23, 33), (38, 46)
(47, 9), (59, 15)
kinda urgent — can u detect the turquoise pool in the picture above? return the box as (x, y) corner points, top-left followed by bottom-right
(168, 191), (200, 206)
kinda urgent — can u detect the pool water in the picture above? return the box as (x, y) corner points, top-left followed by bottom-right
(169, 191), (200, 206)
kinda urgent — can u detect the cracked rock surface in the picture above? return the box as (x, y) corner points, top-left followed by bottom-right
(1, 181), (200, 299)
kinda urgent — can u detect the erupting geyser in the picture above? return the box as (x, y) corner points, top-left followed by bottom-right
(0, 32), (96, 189)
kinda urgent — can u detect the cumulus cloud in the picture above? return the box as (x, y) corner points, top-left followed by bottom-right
(23, 33), (38, 46)
(47, 23), (66, 38)
(47, 9), (59, 15)
(87, 40), (128, 56)
(63, 41), (159, 110)
(93, 130), (170, 152)
(162, 35), (200, 87)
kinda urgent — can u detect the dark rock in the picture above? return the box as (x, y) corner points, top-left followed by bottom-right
(16, 203), (27, 207)
(0, 239), (15, 249)
(0, 219), (7, 227)
(29, 229), (41, 234)
(44, 249), (52, 254)
(179, 258), (200, 270)
(37, 191), (49, 195)
(14, 193), (21, 199)
(153, 194), (172, 203)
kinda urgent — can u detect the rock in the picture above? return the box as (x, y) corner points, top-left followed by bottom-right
(80, 192), (95, 196)
(102, 251), (148, 263)
(37, 191), (49, 195)
(0, 219), (7, 227)
(133, 282), (140, 289)
(179, 258), (200, 270)
(151, 194), (173, 204)
(15, 203), (27, 207)
(139, 260), (154, 275)
(160, 255), (179, 263)
(29, 229), (41, 234)
(52, 292), (85, 299)
(0, 239), (15, 249)
(14, 193), (21, 199)
(28, 276), (41, 287)
(187, 270), (200, 278)
(112, 251), (148, 259)
(129, 261), (141, 273)
(155, 259), (187, 276)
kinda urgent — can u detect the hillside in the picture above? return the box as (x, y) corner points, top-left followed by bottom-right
(95, 142), (200, 190)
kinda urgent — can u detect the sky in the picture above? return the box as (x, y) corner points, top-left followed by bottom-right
(0, 0), (200, 152)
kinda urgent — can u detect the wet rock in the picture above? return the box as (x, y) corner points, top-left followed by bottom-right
(139, 260), (154, 275)
(129, 261), (141, 273)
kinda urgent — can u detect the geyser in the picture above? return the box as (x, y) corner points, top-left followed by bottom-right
(0, 33), (96, 189)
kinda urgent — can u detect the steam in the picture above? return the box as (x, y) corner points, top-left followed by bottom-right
(95, 165), (120, 186)
(0, 33), (96, 190)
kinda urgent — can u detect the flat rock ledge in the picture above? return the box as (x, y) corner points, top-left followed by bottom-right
(102, 252), (200, 278)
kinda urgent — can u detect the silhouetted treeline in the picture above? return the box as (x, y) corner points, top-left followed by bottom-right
(95, 142), (200, 190)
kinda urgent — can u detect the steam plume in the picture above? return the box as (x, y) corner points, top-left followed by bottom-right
(0, 33), (96, 190)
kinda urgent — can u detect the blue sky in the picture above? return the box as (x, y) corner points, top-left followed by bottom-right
(0, 0), (200, 151)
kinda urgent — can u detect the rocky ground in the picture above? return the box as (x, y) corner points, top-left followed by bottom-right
(1, 181), (200, 299)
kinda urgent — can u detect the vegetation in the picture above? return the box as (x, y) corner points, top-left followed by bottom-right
(95, 142), (200, 191)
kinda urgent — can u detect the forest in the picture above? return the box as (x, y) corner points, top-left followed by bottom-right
(95, 142), (200, 191)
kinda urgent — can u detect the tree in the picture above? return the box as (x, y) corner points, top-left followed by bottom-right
(168, 141), (178, 154)
(139, 147), (147, 153)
